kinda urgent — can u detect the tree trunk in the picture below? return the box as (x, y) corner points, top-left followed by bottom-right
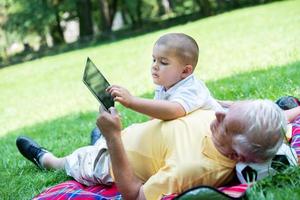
(230, 0), (240, 9)
(99, 0), (118, 34)
(49, 5), (65, 45)
(76, 0), (94, 39)
(162, 0), (172, 13)
(120, 9), (129, 25)
(194, 0), (212, 17)
(157, 0), (172, 15)
(120, 2), (137, 27)
(156, 0), (165, 16)
(136, 0), (142, 26)
(39, 32), (49, 49)
(216, 0), (226, 12)
(1, 30), (9, 65)
(167, 0), (174, 11)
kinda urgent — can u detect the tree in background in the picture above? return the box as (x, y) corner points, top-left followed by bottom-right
(4, 0), (67, 46)
(77, 0), (94, 40)
(194, 0), (212, 17)
(0, 1), (9, 63)
(119, 0), (162, 28)
(49, 0), (65, 45)
(0, 0), (277, 67)
(3, 0), (263, 48)
(98, 0), (118, 34)
(156, 0), (173, 16)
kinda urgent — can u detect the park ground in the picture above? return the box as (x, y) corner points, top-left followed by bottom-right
(0, 0), (299, 199)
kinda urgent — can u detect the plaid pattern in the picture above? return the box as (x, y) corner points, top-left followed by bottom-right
(33, 180), (121, 200)
(34, 181), (249, 200)
(219, 184), (250, 198)
(291, 115), (300, 163)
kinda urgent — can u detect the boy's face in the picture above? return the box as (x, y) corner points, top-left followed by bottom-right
(151, 44), (186, 89)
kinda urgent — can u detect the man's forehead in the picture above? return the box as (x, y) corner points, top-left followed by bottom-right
(224, 102), (247, 133)
(228, 101), (249, 114)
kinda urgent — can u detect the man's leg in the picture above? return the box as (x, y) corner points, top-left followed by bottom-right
(17, 135), (113, 186)
(285, 106), (300, 123)
(16, 136), (65, 170)
(40, 153), (65, 170)
(91, 127), (102, 145)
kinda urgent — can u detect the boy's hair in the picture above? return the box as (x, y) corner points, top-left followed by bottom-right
(155, 33), (199, 70)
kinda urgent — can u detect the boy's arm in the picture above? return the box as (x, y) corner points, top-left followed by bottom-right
(217, 100), (235, 109)
(107, 85), (185, 120)
(130, 97), (186, 120)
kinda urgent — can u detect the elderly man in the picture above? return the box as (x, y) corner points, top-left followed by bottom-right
(17, 100), (286, 200)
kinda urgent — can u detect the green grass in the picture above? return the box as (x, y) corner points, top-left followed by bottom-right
(247, 166), (300, 200)
(0, 0), (300, 199)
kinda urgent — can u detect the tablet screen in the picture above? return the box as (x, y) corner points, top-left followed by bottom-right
(83, 57), (114, 110)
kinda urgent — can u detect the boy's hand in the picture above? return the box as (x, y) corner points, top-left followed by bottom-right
(97, 107), (122, 139)
(107, 85), (134, 108)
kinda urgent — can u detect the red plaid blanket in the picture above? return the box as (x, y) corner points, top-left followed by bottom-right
(34, 180), (249, 200)
(291, 115), (300, 163)
(33, 180), (121, 200)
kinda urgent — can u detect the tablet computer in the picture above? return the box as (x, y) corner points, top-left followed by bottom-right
(83, 57), (114, 111)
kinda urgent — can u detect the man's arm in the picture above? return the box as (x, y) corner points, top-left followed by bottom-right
(284, 106), (300, 123)
(107, 85), (185, 120)
(97, 108), (146, 200)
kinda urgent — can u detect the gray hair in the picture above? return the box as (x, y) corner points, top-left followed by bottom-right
(232, 100), (287, 163)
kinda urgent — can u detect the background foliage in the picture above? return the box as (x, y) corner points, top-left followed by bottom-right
(0, 0), (281, 67)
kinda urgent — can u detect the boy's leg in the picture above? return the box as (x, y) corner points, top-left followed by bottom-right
(16, 136), (65, 170)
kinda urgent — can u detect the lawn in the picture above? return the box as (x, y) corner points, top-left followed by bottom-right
(0, 0), (300, 199)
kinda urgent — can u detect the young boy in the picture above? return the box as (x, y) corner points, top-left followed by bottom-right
(107, 33), (222, 120)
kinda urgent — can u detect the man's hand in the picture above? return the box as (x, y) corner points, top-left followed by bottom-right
(96, 107), (145, 200)
(107, 85), (134, 108)
(96, 107), (122, 139)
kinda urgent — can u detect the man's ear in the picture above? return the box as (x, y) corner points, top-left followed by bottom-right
(228, 151), (246, 162)
(181, 65), (193, 78)
(236, 154), (246, 162)
(215, 111), (226, 123)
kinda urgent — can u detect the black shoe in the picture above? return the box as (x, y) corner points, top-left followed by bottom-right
(16, 136), (47, 169)
(90, 127), (102, 145)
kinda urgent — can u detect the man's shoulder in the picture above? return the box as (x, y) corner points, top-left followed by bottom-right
(183, 109), (216, 123)
(162, 109), (216, 130)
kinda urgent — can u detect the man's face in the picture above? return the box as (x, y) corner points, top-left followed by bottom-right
(151, 44), (185, 90)
(210, 103), (246, 161)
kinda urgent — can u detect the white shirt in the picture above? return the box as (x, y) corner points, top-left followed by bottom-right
(154, 74), (223, 113)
